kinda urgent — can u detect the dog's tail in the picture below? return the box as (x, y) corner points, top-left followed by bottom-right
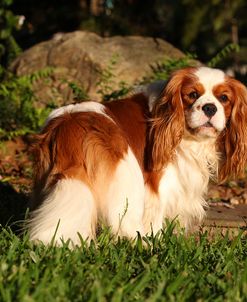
(28, 113), (99, 246)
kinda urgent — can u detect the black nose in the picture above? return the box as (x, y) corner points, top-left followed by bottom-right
(202, 103), (217, 117)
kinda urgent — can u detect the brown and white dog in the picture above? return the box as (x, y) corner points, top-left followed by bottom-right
(28, 67), (247, 245)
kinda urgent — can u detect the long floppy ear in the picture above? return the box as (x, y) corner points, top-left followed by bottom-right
(149, 70), (187, 171)
(219, 78), (247, 182)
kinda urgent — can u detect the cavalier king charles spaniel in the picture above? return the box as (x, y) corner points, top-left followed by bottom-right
(28, 67), (247, 245)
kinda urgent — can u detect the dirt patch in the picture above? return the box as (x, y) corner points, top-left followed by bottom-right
(0, 137), (32, 231)
(0, 136), (32, 193)
(208, 181), (247, 206)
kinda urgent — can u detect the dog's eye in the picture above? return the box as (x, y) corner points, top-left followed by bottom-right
(189, 92), (199, 99)
(219, 94), (228, 103)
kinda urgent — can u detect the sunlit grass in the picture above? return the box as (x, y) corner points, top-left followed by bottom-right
(0, 224), (246, 302)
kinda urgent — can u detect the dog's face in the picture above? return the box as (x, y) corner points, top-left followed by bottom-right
(182, 67), (232, 138)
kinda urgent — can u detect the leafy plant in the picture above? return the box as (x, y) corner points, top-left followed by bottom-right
(143, 54), (198, 83)
(145, 45), (240, 83)
(0, 68), (55, 139)
(0, 0), (22, 72)
(101, 80), (131, 102)
(67, 81), (89, 101)
(207, 43), (240, 68)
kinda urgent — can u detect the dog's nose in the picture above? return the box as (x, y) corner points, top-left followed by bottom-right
(202, 103), (217, 118)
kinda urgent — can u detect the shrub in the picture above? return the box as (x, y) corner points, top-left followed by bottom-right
(0, 0), (22, 75)
(0, 69), (55, 139)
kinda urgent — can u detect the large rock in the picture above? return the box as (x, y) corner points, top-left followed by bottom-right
(11, 31), (187, 105)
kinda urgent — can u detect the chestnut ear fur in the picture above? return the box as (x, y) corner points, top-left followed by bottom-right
(148, 69), (190, 171)
(218, 78), (247, 182)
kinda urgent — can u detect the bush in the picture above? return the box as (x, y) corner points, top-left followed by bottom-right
(0, 0), (22, 74)
(0, 69), (55, 139)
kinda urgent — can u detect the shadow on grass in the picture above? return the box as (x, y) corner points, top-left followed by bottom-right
(0, 182), (29, 233)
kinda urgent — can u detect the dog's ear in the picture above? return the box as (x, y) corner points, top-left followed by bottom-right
(149, 69), (189, 171)
(218, 78), (247, 182)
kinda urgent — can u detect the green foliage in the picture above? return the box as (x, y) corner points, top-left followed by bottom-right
(102, 81), (130, 102)
(96, 53), (131, 101)
(0, 0), (22, 70)
(145, 45), (240, 83)
(143, 54), (197, 83)
(0, 68), (55, 139)
(207, 43), (240, 68)
(0, 225), (246, 301)
(67, 81), (89, 101)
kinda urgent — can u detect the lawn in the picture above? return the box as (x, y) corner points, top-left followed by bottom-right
(0, 225), (246, 302)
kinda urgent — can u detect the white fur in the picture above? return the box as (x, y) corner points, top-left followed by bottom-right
(101, 148), (145, 238)
(159, 138), (217, 229)
(143, 185), (163, 234)
(45, 102), (111, 125)
(144, 137), (218, 233)
(29, 179), (96, 246)
(195, 67), (225, 88)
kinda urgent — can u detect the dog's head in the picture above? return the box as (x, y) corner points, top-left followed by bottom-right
(150, 66), (247, 181)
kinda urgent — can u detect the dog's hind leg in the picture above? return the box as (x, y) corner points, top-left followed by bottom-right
(101, 148), (145, 239)
(29, 178), (97, 246)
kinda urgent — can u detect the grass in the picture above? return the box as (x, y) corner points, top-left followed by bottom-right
(0, 224), (246, 302)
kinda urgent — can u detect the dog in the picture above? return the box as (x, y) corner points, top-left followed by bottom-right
(28, 67), (247, 245)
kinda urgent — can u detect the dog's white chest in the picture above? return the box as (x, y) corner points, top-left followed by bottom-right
(144, 139), (218, 232)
